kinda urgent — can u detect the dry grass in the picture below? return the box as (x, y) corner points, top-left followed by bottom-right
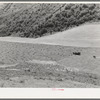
(0, 40), (99, 64)
(0, 76), (99, 88)
(0, 24), (100, 87)
(0, 61), (100, 87)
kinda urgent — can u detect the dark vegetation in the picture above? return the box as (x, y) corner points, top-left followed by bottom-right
(73, 52), (81, 55)
(93, 56), (96, 58)
(0, 3), (100, 38)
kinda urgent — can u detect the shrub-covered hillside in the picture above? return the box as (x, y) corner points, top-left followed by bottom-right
(0, 3), (100, 38)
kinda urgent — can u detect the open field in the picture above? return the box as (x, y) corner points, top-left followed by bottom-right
(0, 41), (99, 87)
(0, 24), (100, 87)
(33, 24), (100, 47)
(0, 40), (100, 64)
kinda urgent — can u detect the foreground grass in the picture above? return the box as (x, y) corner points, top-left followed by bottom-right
(0, 62), (99, 87)
(0, 40), (99, 87)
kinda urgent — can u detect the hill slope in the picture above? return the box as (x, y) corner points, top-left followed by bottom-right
(0, 24), (99, 47)
(0, 3), (100, 38)
(34, 24), (100, 47)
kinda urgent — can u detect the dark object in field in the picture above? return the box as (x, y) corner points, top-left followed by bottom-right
(24, 68), (31, 72)
(73, 52), (81, 55)
(93, 56), (96, 58)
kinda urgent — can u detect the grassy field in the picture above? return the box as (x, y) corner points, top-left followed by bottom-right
(33, 24), (100, 47)
(0, 24), (100, 87)
(0, 24), (100, 47)
(0, 40), (99, 87)
(0, 40), (99, 64)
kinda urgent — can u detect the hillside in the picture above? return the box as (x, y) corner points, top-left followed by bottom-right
(0, 24), (100, 47)
(33, 24), (100, 47)
(0, 3), (100, 38)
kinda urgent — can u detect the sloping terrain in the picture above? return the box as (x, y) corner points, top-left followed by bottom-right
(0, 3), (99, 37)
(0, 35), (99, 87)
(0, 3), (65, 37)
(33, 24), (100, 47)
(0, 24), (99, 47)
(0, 3), (99, 87)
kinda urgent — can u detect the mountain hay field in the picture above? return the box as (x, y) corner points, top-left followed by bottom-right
(0, 24), (99, 87)
(0, 3), (100, 87)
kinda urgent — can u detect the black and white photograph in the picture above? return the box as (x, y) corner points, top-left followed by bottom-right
(0, 2), (99, 88)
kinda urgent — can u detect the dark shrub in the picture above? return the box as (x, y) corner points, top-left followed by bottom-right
(73, 52), (81, 55)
